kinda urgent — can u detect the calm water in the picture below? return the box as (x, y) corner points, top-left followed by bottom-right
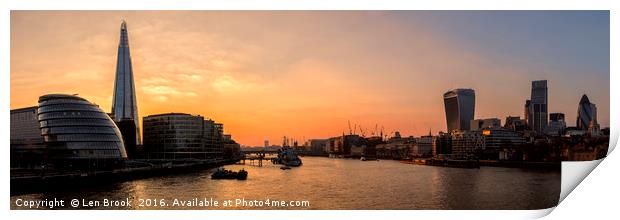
(10, 157), (560, 210)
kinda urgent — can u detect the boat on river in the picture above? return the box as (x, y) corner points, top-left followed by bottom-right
(274, 146), (303, 167)
(361, 156), (377, 161)
(211, 168), (248, 180)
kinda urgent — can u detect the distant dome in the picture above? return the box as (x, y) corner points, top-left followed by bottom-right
(38, 94), (128, 161)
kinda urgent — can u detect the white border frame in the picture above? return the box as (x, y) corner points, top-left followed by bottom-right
(2, 1), (617, 219)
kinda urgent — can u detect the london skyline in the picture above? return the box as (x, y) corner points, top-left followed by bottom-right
(10, 11), (609, 146)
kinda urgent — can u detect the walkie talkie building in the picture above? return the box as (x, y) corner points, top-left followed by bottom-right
(443, 88), (476, 132)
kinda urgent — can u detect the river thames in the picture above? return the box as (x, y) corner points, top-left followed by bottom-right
(10, 157), (560, 210)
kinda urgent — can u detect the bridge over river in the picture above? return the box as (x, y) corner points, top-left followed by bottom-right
(239, 148), (281, 167)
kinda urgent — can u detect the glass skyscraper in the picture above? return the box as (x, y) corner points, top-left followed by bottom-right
(443, 88), (476, 132)
(577, 94), (597, 130)
(111, 20), (141, 145)
(528, 80), (548, 133)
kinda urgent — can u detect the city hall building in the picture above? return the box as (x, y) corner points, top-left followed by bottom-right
(10, 94), (128, 169)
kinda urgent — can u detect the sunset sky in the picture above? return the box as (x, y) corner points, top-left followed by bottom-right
(10, 11), (609, 146)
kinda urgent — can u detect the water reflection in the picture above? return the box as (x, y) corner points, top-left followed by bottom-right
(11, 157), (560, 210)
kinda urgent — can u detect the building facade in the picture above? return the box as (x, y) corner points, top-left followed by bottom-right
(143, 113), (204, 159)
(304, 139), (328, 156)
(204, 119), (225, 157)
(37, 94), (128, 169)
(546, 113), (567, 136)
(504, 116), (527, 132)
(416, 135), (436, 158)
(143, 113), (226, 160)
(529, 80), (548, 133)
(111, 20), (141, 146)
(443, 88), (476, 132)
(10, 106), (46, 168)
(481, 128), (526, 160)
(376, 136), (416, 159)
(325, 135), (365, 157)
(435, 132), (453, 156)
(470, 118), (501, 131)
(451, 130), (484, 159)
(524, 100), (531, 129)
(576, 94), (598, 131)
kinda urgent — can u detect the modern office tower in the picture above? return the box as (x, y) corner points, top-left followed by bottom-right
(10, 106), (46, 168)
(470, 118), (502, 131)
(37, 94), (127, 168)
(577, 94), (599, 131)
(528, 80), (548, 133)
(443, 89), (476, 132)
(111, 20), (141, 146)
(546, 113), (567, 136)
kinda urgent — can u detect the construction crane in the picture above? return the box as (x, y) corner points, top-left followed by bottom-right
(348, 120), (352, 135)
(373, 124), (378, 136)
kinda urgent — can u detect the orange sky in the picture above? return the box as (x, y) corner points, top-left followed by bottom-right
(10, 11), (610, 146)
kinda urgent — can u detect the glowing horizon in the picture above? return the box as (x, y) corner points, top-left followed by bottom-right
(10, 11), (610, 146)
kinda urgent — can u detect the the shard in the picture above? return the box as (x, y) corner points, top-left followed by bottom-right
(112, 20), (141, 145)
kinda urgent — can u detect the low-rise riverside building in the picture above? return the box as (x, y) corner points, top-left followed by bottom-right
(10, 106), (46, 168)
(143, 113), (229, 160)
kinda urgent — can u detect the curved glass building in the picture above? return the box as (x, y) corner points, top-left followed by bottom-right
(38, 94), (127, 168)
(443, 89), (476, 132)
(577, 94), (597, 130)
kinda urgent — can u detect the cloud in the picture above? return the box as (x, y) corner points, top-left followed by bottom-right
(141, 85), (197, 97)
(211, 75), (244, 93)
(63, 71), (105, 81)
(140, 77), (170, 85)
